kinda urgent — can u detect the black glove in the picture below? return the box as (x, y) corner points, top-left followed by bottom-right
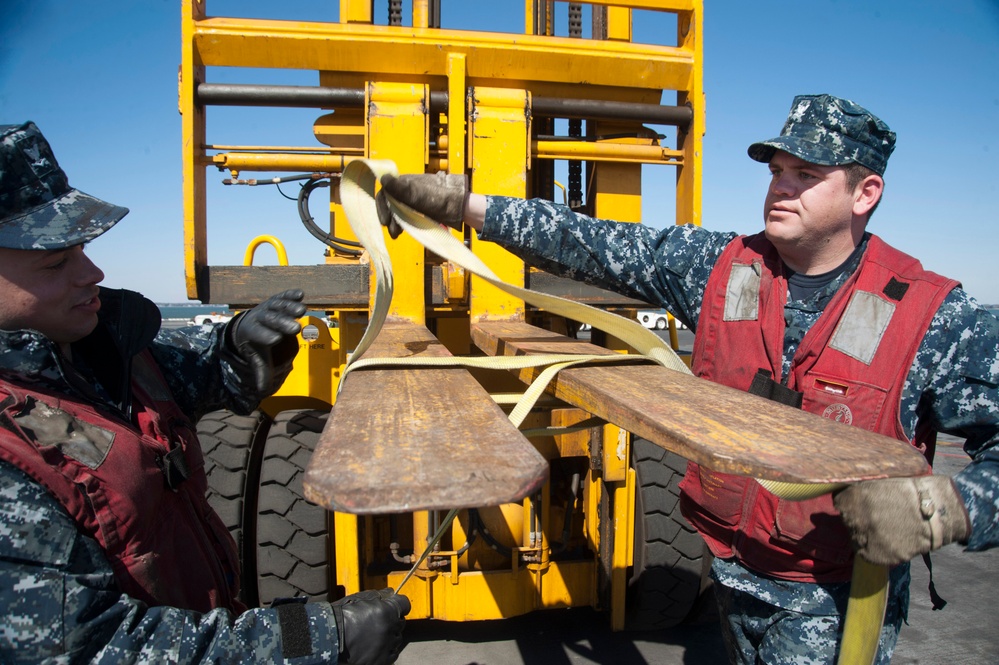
(376, 172), (469, 239)
(331, 589), (412, 665)
(834, 475), (971, 566)
(228, 289), (307, 394)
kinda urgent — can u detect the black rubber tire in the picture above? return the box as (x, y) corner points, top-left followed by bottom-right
(199, 409), (271, 607)
(655, 317), (668, 330)
(626, 437), (709, 630)
(254, 409), (333, 605)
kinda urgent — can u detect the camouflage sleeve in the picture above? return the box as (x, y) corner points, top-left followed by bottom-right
(147, 321), (292, 421)
(479, 195), (737, 330)
(901, 291), (999, 550)
(0, 461), (340, 664)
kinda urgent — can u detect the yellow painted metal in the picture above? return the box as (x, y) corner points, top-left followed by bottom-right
(468, 87), (530, 322)
(212, 152), (353, 174)
(676, 0), (705, 226)
(367, 82), (428, 324)
(446, 53), (467, 175)
(190, 20), (694, 93)
(413, 0), (429, 29)
(271, 316), (336, 404)
(180, 0), (206, 299)
(242, 235), (289, 267)
(315, 110), (366, 153)
(610, 468), (638, 630)
(606, 6), (633, 41)
(340, 0), (373, 24)
(334, 511), (361, 594)
(602, 423), (629, 483)
(180, 0), (703, 629)
(534, 140), (682, 164)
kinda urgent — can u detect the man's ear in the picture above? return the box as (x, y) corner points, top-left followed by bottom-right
(853, 174), (884, 217)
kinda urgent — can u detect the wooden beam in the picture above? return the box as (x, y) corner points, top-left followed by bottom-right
(304, 321), (549, 514)
(471, 321), (929, 485)
(199, 264), (369, 308)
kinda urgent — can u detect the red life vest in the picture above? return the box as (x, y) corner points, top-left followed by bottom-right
(0, 350), (245, 613)
(679, 233), (958, 582)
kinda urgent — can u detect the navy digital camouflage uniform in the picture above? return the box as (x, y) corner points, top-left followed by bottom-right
(473, 96), (999, 664)
(1, 118), (341, 665)
(0, 287), (340, 664)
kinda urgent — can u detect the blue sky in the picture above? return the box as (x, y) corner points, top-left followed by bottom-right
(2, 1), (998, 304)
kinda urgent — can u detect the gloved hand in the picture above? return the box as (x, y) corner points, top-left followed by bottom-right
(376, 172), (469, 239)
(228, 289), (307, 394)
(834, 475), (971, 566)
(331, 589), (412, 665)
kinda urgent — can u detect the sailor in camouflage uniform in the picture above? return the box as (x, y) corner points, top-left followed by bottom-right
(0, 122), (410, 664)
(377, 94), (999, 664)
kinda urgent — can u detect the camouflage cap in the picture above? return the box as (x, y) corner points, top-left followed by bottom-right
(748, 94), (896, 175)
(0, 121), (128, 250)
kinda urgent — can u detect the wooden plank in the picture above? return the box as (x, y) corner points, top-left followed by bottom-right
(199, 264), (369, 308)
(527, 271), (650, 307)
(304, 321), (548, 514)
(471, 321), (929, 484)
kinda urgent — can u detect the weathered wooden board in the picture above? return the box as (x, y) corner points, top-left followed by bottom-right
(471, 321), (929, 484)
(304, 320), (548, 514)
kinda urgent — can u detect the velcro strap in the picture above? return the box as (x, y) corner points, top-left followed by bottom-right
(748, 368), (803, 408)
(274, 599), (313, 659)
(157, 445), (190, 490)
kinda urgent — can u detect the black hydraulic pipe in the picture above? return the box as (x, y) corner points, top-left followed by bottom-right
(531, 96), (692, 127)
(197, 83), (366, 108)
(197, 83), (692, 128)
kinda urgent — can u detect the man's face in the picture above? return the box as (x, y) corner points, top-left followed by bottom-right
(0, 245), (104, 346)
(762, 151), (863, 261)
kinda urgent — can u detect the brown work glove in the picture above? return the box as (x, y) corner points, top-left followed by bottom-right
(376, 172), (469, 239)
(331, 589), (412, 665)
(834, 475), (971, 566)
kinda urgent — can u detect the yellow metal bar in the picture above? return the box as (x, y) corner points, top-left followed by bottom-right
(181, 0), (206, 300)
(367, 81), (428, 323)
(675, 0), (704, 226)
(334, 512), (361, 594)
(589, 0), (695, 9)
(605, 6), (632, 41)
(446, 53), (467, 176)
(213, 144), (676, 172)
(212, 152), (354, 173)
(340, 0), (373, 24)
(413, 0), (429, 28)
(610, 469), (637, 630)
(190, 19), (693, 92)
(601, 423), (628, 482)
(468, 87), (529, 322)
(534, 140), (681, 165)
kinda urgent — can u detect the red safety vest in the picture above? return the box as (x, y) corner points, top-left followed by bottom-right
(679, 233), (958, 582)
(0, 350), (245, 613)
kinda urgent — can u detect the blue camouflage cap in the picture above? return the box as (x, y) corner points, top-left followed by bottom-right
(0, 121), (128, 250)
(748, 94), (896, 175)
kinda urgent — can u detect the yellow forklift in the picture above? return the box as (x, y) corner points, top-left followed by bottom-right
(182, 0), (708, 630)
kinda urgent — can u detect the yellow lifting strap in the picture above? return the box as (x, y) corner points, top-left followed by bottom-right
(339, 159), (886, 665)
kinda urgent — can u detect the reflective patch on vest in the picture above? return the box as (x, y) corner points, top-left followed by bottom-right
(724, 263), (761, 321)
(829, 290), (895, 365)
(13, 396), (115, 469)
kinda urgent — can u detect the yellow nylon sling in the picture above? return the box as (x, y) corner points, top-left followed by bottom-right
(339, 159), (885, 665)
